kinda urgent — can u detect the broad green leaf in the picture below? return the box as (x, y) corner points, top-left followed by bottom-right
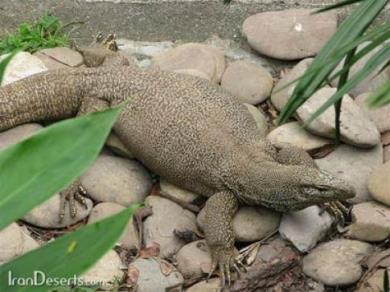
(0, 206), (138, 292)
(0, 51), (17, 83)
(0, 108), (120, 230)
(368, 82), (390, 107)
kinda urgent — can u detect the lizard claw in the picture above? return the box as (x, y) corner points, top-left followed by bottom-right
(59, 180), (89, 223)
(319, 200), (350, 227)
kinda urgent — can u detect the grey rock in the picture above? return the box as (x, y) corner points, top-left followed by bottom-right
(129, 258), (184, 292)
(88, 202), (139, 250)
(279, 206), (332, 252)
(143, 196), (197, 258)
(355, 93), (390, 133)
(186, 278), (220, 292)
(368, 160), (390, 207)
(0, 123), (42, 150)
(221, 60), (273, 105)
(39, 47), (83, 67)
(347, 201), (390, 242)
(105, 132), (135, 159)
(384, 146), (390, 163)
(243, 9), (337, 60)
(81, 153), (152, 206)
(34, 52), (69, 70)
(117, 39), (174, 58)
(267, 122), (332, 151)
(175, 240), (212, 279)
(316, 144), (383, 203)
(357, 268), (390, 292)
(303, 239), (374, 286)
(160, 179), (201, 204)
(244, 103), (269, 138)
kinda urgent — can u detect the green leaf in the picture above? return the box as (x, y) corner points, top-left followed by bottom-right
(0, 108), (121, 230)
(314, 0), (365, 13)
(368, 82), (390, 107)
(0, 206), (138, 292)
(0, 51), (17, 83)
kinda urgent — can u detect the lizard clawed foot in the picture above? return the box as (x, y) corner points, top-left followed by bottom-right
(319, 200), (350, 228)
(207, 246), (247, 287)
(59, 180), (89, 223)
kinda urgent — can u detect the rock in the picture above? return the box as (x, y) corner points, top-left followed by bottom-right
(105, 132), (135, 159)
(0, 123), (42, 150)
(347, 201), (390, 242)
(244, 103), (268, 138)
(355, 93), (390, 133)
(303, 239), (374, 286)
(88, 202), (139, 250)
(331, 42), (390, 97)
(271, 58), (313, 111)
(279, 206), (333, 252)
(117, 39), (174, 58)
(368, 161), (390, 207)
(0, 223), (39, 265)
(175, 240), (212, 279)
(129, 258), (184, 292)
(296, 88), (380, 148)
(198, 206), (280, 242)
(143, 196), (197, 258)
(23, 193), (93, 228)
(81, 153), (152, 206)
(243, 9), (337, 60)
(81, 250), (124, 290)
(1, 52), (47, 85)
(39, 47), (83, 67)
(34, 52), (69, 70)
(186, 278), (220, 292)
(267, 122), (331, 151)
(159, 179), (200, 204)
(221, 60), (273, 105)
(357, 268), (390, 292)
(316, 144), (383, 203)
(152, 43), (225, 83)
(384, 146), (390, 163)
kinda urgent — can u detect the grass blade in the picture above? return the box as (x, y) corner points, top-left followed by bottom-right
(314, 0), (364, 13)
(368, 82), (390, 107)
(0, 51), (18, 83)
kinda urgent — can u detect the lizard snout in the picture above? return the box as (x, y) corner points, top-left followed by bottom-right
(317, 170), (355, 200)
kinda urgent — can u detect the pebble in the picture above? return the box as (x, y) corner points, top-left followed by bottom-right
(39, 47), (83, 67)
(159, 179), (201, 204)
(34, 52), (69, 70)
(81, 153), (152, 206)
(347, 201), (390, 242)
(186, 278), (220, 292)
(0, 223), (39, 265)
(81, 250), (124, 290)
(105, 132), (135, 159)
(357, 268), (390, 292)
(221, 60), (273, 105)
(368, 160), (390, 207)
(22, 193), (93, 228)
(279, 206), (332, 252)
(303, 239), (374, 286)
(316, 144), (383, 203)
(88, 202), (139, 250)
(143, 196), (197, 258)
(355, 92), (390, 133)
(244, 103), (269, 138)
(175, 240), (212, 279)
(117, 39), (174, 58)
(243, 9), (337, 60)
(1, 52), (47, 85)
(128, 257), (184, 292)
(267, 121), (331, 151)
(384, 146), (390, 163)
(152, 43), (225, 83)
(0, 123), (42, 150)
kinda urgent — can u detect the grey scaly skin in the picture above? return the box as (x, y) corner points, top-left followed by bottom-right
(0, 47), (355, 285)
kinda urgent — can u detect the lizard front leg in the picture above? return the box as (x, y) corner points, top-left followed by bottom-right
(204, 191), (245, 286)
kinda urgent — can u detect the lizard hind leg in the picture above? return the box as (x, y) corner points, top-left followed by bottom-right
(59, 179), (89, 223)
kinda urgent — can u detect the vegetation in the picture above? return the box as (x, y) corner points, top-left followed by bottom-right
(0, 13), (71, 55)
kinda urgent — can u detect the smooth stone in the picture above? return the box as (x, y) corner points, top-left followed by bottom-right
(331, 42), (390, 97)
(244, 103), (268, 138)
(143, 196), (197, 258)
(152, 43), (225, 83)
(368, 160), (390, 206)
(297, 88), (380, 148)
(23, 194), (93, 228)
(175, 240), (212, 279)
(279, 206), (332, 252)
(357, 268), (390, 292)
(243, 9), (337, 60)
(105, 132), (135, 159)
(267, 122), (331, 151)
(1, 52), (47, 85)
(316, 144), (383, 203)
(81, 153), (152, 206)
(81, 250), (124, 290)
(347, 201), (390, 242)
(186, 278), (220, 292)
(129, 258), (184, 292)
(384, 146), (390, 163)
(159, 179), (200, 204)
(39, 47), (83, 67)
(303, 239), (374, 286)
(0, 123), (42, 150)
(88, 202), (139, 250)
(117, 39), (174, 58)
(221, 60), (273, 105)
(0, 223), (39, 265)
(271, 58), (313, 111)
(355, 93), (390, 133)
(34, 52), (69, 70)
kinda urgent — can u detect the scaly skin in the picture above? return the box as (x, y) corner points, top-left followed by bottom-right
(0, 49), (355, 286)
